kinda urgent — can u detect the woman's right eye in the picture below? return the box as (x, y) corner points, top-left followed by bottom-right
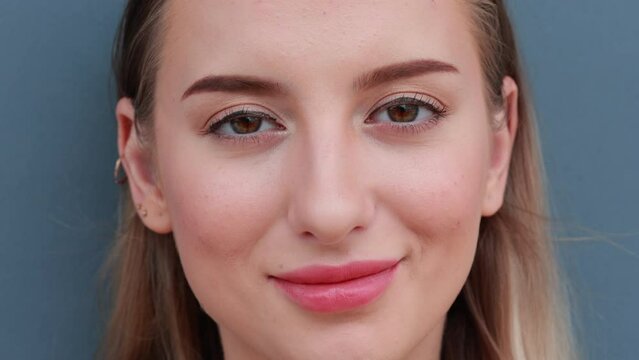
(207, 110), (285, 139)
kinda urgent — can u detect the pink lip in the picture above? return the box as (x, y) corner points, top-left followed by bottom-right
(271, 259), (400, 313)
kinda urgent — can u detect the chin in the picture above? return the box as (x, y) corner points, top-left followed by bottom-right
(271, 333), (404, 360)
(255, 308), (431, 360)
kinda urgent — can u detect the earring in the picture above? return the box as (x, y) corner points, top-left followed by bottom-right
(114, 158), (128, 184)
(136, 203), (148, 218)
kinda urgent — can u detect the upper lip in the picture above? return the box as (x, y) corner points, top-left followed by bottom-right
(271, 259), (400, 284)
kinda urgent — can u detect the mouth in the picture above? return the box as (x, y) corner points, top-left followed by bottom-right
(270, 259), (400, 313)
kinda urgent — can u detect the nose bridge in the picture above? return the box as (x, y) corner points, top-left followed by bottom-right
(287, 114), (373, 245)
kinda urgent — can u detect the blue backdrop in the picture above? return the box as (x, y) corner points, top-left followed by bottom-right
(1, 0), (637, 358)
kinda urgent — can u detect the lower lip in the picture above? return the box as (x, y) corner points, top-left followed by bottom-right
(272, 263), (399, 313)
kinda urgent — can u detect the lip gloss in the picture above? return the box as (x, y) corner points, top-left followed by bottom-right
(271, 260), (399, 313)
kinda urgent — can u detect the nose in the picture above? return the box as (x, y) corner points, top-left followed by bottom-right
(286, 125), (374, 246)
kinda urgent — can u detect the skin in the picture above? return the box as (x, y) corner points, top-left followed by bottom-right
(117, 0), (519, 359)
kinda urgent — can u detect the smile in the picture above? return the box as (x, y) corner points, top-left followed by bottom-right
(270, 259), (400, 313)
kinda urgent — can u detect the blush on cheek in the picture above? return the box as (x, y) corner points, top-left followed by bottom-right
(165, 166), (285, 267)
(170, 195), (260, 263)
(377, 153), (485, 286)
(387, 171), (483, 240)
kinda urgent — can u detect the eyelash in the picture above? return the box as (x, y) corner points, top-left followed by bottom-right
(365, 93), (449, 134)
(204, 93), (449, 144)
(203, 106), (283, 144)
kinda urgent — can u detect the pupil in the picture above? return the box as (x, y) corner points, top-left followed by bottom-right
(230, 116), (262, 134)
(388, 104), (418, 123)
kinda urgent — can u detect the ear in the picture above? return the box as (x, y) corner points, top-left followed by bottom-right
(116, 98), (172, 234)
(481, 76), (519, 217)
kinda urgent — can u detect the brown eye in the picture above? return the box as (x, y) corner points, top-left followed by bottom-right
(230, 115), (262, 134)
(208, 110), (283, 138)
(367, 95), (446, 128)
(386, 104), (419, 123)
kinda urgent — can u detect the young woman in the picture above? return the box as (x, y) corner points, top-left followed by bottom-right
(102, 0), (575, 359)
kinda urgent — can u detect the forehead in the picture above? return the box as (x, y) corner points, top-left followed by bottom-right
(160, 0), (479, 93)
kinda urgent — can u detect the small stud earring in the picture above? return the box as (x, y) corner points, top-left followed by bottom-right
(136, 203), (148, 218)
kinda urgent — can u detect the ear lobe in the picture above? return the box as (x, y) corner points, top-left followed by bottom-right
(481, 76), (519, 217)
(116, 97), (173, 234)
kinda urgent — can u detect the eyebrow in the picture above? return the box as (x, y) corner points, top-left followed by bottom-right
(353, 59), (459, 92)
(181, 58), (458, 100)
(181, 75), (286, 100)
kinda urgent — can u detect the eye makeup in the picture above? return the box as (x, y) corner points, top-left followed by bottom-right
(364, 92), (449, 135)
(201, 105), (285, 145)
(202, 92), (449, 145)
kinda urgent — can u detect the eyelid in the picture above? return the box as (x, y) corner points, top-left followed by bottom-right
(367, 92), (448, 119)
(201, 104), (280, 133)
(206, 104), (277, 128)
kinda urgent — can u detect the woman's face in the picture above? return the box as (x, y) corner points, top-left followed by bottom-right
(119, 0), (517, 358)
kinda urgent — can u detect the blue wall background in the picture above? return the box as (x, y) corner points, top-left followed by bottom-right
(0, 0), (637, 358)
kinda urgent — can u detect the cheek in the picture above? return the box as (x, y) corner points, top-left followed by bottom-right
(375, 141), (488, 242)
(157, 139), (284, 284)
(372, 130), (489, 300)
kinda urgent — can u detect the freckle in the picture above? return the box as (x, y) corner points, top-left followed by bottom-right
(278, 263), (284, 270)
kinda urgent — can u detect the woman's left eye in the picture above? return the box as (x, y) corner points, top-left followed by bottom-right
(366, 95), (448, 129)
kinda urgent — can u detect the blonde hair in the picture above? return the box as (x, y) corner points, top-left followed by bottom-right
(100, 1), (575, 359)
